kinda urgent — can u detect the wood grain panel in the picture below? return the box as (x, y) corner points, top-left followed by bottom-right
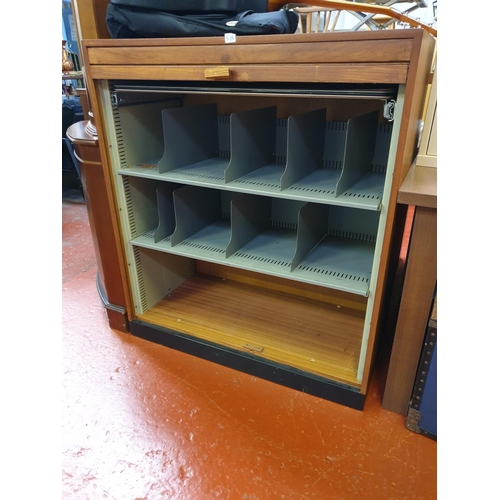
(68, 121), (129, 333)
(382, 206), (437, 414)
(71, 0), (111, 41)
(90, 63), (408, 84)
(358, 30), (435, 393)
(194, 261), (368, 312)
(82, 30), (428, 48)
(398, 164), (437, 209)
(88, 39), (412, 66)
(138, 275), (364, 387)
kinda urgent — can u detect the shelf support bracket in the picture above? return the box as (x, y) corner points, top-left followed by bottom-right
(383, 100), (396, 122)
(110, 90), (119, 108)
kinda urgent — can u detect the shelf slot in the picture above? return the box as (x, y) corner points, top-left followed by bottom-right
(330, 122), (391, 204)
(122, 176), (182, 242)
(131, 246), (194, 314)
(226, 194), (271, 258)
(154, 184), (177, 243)
(123, 176), (163, 239)
(112, 97), (178, 170)
(281, 108), (326, 191)
(291, 203), (329, 271)
(227, 196), (305, 270)
(335, 110), (379, 197)
(171, 186), (236, 257)
(225, 106), (279, 184)
(287, 119), (345, 196)
(291, 205), (380, 294)
(287, 110), (380, 199)
(158, 103), (229, 180)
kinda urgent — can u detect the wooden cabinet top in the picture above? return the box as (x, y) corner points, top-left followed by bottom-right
(82, 30), (434, 85)
(398, 164), (437, 209)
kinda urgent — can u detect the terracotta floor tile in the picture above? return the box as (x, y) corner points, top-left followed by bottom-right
(62, 199), (96, 283)
(62, 201), (437, 499)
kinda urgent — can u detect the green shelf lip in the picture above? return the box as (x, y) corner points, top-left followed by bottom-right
(118, 166), (383, 211)
(129, 233), (371, 297)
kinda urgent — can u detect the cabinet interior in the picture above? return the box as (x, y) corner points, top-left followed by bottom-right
(102, 81), (402, 389)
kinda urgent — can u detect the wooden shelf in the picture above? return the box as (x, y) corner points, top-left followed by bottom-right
(137, 273), (364, 387)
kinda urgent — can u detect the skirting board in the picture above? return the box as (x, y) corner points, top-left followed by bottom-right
(130, 319), (366, 411)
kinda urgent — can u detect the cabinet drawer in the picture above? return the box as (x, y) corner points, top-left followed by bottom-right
(90, 62), (407, 84)
(86, 33), (413, 84)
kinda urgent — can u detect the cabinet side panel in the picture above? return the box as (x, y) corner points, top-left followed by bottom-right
(98, 82), (192, 314)
(132, 247), (194, 314)
(357, 86), (405, 383)
(359, 33), (435, 393)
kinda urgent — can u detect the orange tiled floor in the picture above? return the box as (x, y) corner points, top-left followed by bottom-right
(62, 200), (436, 500)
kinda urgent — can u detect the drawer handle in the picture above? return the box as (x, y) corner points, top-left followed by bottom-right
(204, 67), (231, 80)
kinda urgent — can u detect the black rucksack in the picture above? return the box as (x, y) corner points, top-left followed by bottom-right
(106, 1), (299, 39)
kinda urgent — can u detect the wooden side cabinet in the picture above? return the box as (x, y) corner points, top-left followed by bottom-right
(81, 30), (434, 410)
(66, 120), (129, 332)
(382, 163), (437, 414)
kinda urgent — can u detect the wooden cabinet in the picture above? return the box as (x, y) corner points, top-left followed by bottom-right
(66, 120), (129, 333)
(382, 163), (437, 414)
(82, 30), (434, 410)
(416, 64), (437, 168)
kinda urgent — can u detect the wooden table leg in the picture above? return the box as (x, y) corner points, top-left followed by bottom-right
(382, 205), (437, 415)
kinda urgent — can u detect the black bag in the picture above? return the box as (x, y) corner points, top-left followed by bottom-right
(107, 0), (267, 15)
(106, 2), (299, 39)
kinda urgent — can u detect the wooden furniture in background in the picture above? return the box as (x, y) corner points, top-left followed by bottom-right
(71, 0), (111, 43)
(382, 162), (437, 414)
(66, 0), (130, 332)
(405, 293), (437, 439)
(416, 64), (437, 167)
(66, 120), (129, 332)
(294, 6), (342, 33)
(81, 30), (434, 410)
(288, 1), (437, 36)
(75, 88), (91, 120)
